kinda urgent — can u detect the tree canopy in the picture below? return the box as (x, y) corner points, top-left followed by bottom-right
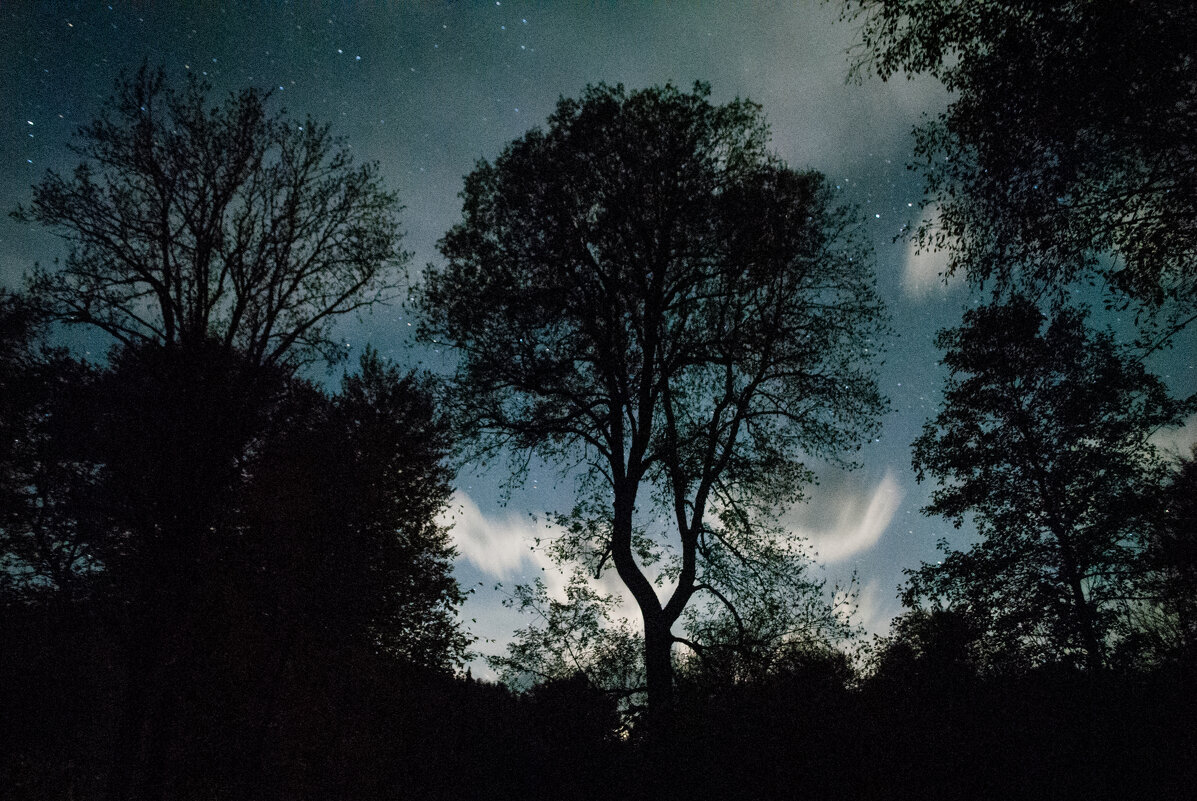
(15, 64), (407, 369)
(0, 290), (100, 604)
(419, 82), (885, 712)
(0, 333), (471, 797)
(908, 297), (1193, 670)
(840, 0), (1197, 328)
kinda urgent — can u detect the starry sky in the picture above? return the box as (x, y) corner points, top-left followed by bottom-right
(3, 1), (1193, 671)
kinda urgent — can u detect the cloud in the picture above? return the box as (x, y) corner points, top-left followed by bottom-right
(899, 208), (964, 299)
(440, 491), (548, 580)
(901, 238), (957, 299)
(851, 578), (898, 638)
(1151, 412), (1197, 460)
(441, 491), (638, 609)
(445, 468), (907, 666)
(788, 470), (904, 563)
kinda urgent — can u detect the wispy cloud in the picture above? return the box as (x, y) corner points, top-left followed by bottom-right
(441, 491), (637, 608)
(852, 578), (897, 638)
(899, 209), (962, 299)
(446, 471), (906, 668)
(901, 239), (950, 298)
(441, 491), (548, 581)
(789, 470), (904, 563)
(1150, 412), (1197, 461)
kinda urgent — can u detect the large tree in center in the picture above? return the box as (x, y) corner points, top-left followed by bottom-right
(419, 83), (885, 713)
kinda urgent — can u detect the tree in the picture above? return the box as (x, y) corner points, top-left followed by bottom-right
(91, 341), (300, 801)
(867, 606), (985, 692)
(15, 63), (406, 370)
(1139, 447), (1197, 663)
(243, 347), (469, 671)
(0, 291), (102, 605)
(6, 66), (464, 797)
(224, 349), (467, 798)
(49, 342), (469, 799)
(489, 551), (858, 723)
(673, 546), (859, 690)
(419, 82), (885, 713)
(840, 0), (1197, 336)
(909, 297), (1193, 671)
(488, 570), (646, 718)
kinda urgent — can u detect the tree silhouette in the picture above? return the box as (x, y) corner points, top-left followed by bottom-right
(909, 297), (1193, 671)
(92, 341), (298, 800)
(867, 606), (984, 692)
(1140, 447), (1197, 663)
(242, 347), (468, 672)
(15, 64), (406, 369)
(841, 0), (1197, 334)
(420, 82), (885, 714)
(487, 569), (647, 725)
(6, 66), (459, 798)
(17, 341), (470, 800)
(0, 291), (102, 605)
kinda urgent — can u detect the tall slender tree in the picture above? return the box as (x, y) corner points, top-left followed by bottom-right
(909, 297), (1193, 670)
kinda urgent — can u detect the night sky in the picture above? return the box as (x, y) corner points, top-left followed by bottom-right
(3, 1), (1193, 672)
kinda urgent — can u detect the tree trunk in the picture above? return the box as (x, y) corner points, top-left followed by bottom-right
(609, 476), (679, 723)
(1067, 571), (1105, 672)
(643, 614), (675, 716)
(1057, 535), (1105, 672)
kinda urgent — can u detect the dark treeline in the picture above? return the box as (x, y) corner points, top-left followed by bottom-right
(5, 570), (1195, 800)
(5, 0), (1197, 794)
(1, 292), (473, 799)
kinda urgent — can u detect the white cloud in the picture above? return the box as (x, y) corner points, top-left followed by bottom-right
(1151, 412), (1197, 461)
(445, 470), (907, 666)
(851, 578), (897, 638)
(901, 237), (955, 299)
(441, 491), (638, 609)
(440, 491), (548, 580)
(790, 470), (904, 563)
(899, 207), (963, 299)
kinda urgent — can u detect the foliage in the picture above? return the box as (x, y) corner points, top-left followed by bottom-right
(840, 0), (1197, 333)
(866, 606), (986, 690)
(0, 291), (102, 603)
(15, 63), (406, 369)
(1, 339), (470, 797)
(1134, 448), (1197, 664)
(488, 571), (645, 707)
(420, 81), (885, 710)
(674, 534), (860, 687)
(242, 347), (469, 670)
(89, 341), (468, 660)
(5, 64), (464, 794)
(908, 296), (1193, 670)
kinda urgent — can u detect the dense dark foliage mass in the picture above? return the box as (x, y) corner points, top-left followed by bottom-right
(1, 71), (467, 800)
(0, 325), (468, 799)
(909, 298), (1193, 671)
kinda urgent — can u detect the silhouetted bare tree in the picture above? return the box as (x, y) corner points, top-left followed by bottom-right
(16, 64), (406, 369)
